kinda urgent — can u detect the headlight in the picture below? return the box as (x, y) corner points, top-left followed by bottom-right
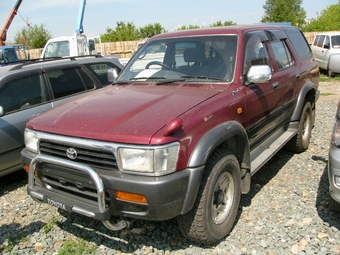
(24, 129), (39, 153)
(117, 142), (180, 176)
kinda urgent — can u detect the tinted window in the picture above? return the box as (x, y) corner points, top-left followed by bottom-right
(0, 74), (45, 114)
(47, 68), (86, 99)
(243, 31), (272, 74)
(271, 40), (294, 71)
(283, 27), (312, 60)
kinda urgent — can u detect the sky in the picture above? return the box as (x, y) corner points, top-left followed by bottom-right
(0, 0), (338, 43)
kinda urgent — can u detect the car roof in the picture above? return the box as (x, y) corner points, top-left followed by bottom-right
(0, 55), (123, 80)
(150, 25), (295, 40)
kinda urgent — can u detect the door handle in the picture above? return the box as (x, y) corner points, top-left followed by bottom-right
(273, 81), (279, 89)
(296, 73), (301, 79)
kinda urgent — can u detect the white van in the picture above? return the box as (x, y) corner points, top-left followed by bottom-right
(311, 32), (340, 77)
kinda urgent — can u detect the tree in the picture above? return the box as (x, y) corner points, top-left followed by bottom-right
(176, 24), (202, 31)
(14, 24), (52, 49)
(101, 21), (140, 42)
(139, 23), (167, 38)
(261, 0), (306, 27)
(210, 20), (237, 27)
(303, 2), (340, 31)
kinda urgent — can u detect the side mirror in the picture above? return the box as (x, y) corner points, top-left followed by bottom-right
(246, 65), (272, 84)
(0, 106), (5, 117)
(107, 68), (119, 83)
(324, 44), (330, 49)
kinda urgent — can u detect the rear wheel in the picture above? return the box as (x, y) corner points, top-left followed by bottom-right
(285, 100), (313, 153)
(177, 149), (241, 245)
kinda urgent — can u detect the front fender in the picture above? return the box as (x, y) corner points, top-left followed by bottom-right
(188, 121), (250, 169)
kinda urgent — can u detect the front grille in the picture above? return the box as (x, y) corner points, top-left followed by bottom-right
(39, 140), (117, 170)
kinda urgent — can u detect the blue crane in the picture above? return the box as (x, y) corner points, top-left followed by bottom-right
(76, 0), (86, 34)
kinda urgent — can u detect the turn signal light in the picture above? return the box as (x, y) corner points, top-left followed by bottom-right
(24, 164), (30, 173)
(116, 190), (147, 204)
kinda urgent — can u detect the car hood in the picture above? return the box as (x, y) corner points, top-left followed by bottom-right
(27, 84), (223, 144)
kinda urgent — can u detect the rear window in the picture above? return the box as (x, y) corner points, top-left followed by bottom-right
(282, 27), (312, 60)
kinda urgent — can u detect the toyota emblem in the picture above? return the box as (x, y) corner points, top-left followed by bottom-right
(66, 148), (78, 160)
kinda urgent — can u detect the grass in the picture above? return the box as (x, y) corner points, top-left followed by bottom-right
(319, 70), (340, 82)
(58, 240), (97, 255)
(44, 217), (61, 234)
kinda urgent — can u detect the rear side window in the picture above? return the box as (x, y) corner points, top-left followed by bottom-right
(283, 27), (312, 60)
(0, 73), (46, 114)
(47, 68), (88, 99)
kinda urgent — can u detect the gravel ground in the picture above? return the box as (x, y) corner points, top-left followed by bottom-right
(1, 81), (340, 255)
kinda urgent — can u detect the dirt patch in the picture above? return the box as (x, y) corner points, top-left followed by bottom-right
(319, 81), (340, 101)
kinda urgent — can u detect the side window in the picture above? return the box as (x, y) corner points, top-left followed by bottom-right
(317, 35), (325, 47)
(47, 68), (86, 99)
(243, 31), (272, 75)
(324, 36), (330, 49)
(78, 68), (96, 90)
(313, 35), (320, 46)
(283, 27), (312, 60)
(0, 74), (45, 114)
(85, 63), (118, 86)
(271, 40), (294, 71)
(331, 35), (340, 48)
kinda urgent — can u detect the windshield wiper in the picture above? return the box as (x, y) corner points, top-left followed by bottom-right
(180, 75), (227, 82)
(113, 80), (131, 85)
(156, 78), (185, 85)
(130, 77), (165, 81)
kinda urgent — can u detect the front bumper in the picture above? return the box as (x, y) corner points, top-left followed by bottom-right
(328, 143), (340, 204)
(22, 148), (204, 225)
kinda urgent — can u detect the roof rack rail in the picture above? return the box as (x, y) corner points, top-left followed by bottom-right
(7, 54), (104, 71)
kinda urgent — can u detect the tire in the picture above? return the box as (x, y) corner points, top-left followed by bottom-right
(177, 149), (241, 245)
(285, 100), (313, 153)
(328, 69), (335, 78)
(329, 194), (340, 212)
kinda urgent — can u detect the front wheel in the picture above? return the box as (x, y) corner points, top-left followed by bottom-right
(177, 149), (241, 245)
(285, 100), (313, 153)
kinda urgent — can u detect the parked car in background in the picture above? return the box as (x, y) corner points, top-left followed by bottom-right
(311, 32), (340, 77)
(328, 102), (340, 211)
(0, 56), (123, 177)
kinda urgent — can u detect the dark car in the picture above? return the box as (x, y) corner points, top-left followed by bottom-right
(0, 56), (123, 177)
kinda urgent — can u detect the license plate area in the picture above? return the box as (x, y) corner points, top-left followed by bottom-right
(43, 195), (72, 212)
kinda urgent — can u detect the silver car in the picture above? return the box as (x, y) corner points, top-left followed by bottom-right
(328, 102), (340, 211)
(311, 32), (340, 77)
(0, 56), (123, 177)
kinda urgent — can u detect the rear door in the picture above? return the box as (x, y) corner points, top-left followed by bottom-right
(0, 71), (52, 175)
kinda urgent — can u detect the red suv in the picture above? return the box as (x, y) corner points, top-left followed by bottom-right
(22, 25), (319, 244)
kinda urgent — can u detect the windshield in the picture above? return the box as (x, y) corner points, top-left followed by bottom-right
(118, 35), (238, 83)
(43, 41), (70, 58)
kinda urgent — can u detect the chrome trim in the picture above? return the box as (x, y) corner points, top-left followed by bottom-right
(28, 154), (129, 231)
(27, 128), (179, 176)
(29, 155), (106, 213)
